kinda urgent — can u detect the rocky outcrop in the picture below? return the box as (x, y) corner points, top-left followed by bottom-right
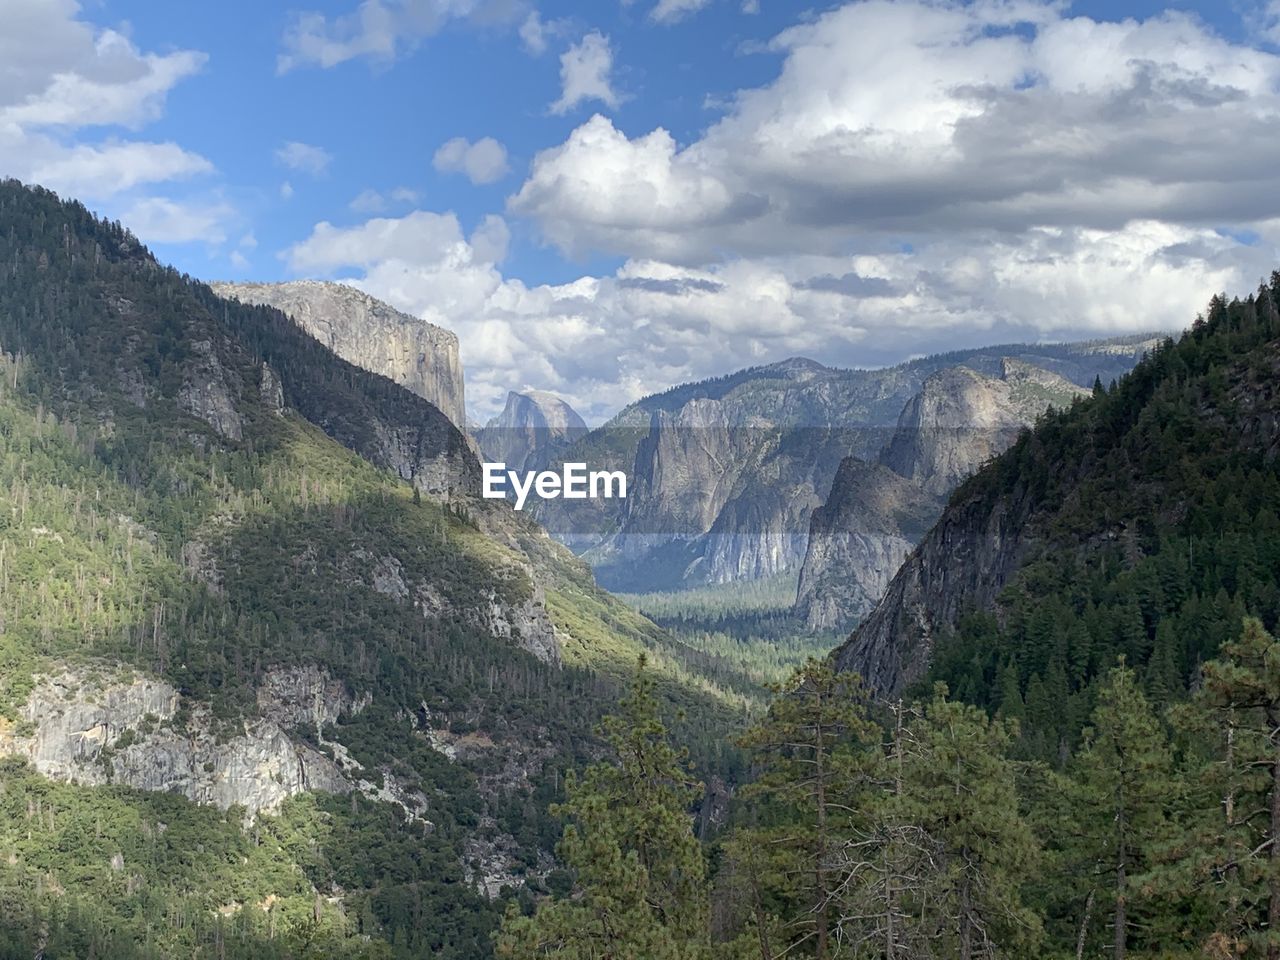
(0, 665), (364, 817)
(879, 362), (1086, 497)
(546, 342), (1139, 593)
(178, 338), (243, 441)
(211, 280), (467, 430)
(475, 390), (588, 472)
(792, 361), (1087, 632)
(795, 459), (941, 631)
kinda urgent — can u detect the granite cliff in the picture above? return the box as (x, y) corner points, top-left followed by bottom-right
(210, 280), (467, 430)
(542, 344), (1141, 593)
(476, 389), (587, 472)
(794, 360), (1088, 630)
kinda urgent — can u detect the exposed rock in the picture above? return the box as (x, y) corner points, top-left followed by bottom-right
(793, 362), (1087, 632)
(178, 339), (243, 441)
(484, 586), (560, 665)
(795, 459), (941, 631)
(475, 390), (588, 472)
(260, 361), (284, 415)
(878, 362), (1087, 497)
(210, 280), (466, 430)
(0, 665), (366, 818)
(546, 341), (1137, 593)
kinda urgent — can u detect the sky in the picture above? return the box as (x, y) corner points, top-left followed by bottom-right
(4, 0), (1280, 424)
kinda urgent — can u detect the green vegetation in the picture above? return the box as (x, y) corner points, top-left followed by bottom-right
(619, 578), (844, 695)
(922, 286), (1280, 763)
(0, 179), (752, 957)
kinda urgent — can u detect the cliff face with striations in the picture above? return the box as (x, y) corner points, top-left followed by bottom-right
(210, 280), (467, 430)
(794, 459), (941, 631)
(879, 360), (1088, 496)
(476, 390), (588, 472)
(795, 360), (1087, 631)
(833, 327), (1280, 696)
(540, 342), (1150, 593)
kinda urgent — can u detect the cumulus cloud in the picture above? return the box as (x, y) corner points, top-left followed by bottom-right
(280, 3), (1280, 422)
(0, 0), (214, 203)
(550, 31), (621, 114)
(433, 136), (510, 184)
(514, 1), (1280, 262)
(115, 196), (234, 244)
(283, 210), (1255, 424)
(278, 0), (528, 72)
(651, 0), (711, 24)
(276, 141), (332, 176)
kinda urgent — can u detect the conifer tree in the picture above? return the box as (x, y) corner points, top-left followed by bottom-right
(1067, 664), (1173, 958)
(731, 659), (883, 959)
(1163, 619), (1280, 960)
(495, 658), (710, 960)
(897, 684), (1042, 960)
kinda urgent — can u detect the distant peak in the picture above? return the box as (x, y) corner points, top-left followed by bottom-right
(766, 357), (829, 376)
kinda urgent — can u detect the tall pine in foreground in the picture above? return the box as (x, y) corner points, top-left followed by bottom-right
(495, 658), (710, 960)
(1159, 619), (1280, 959)
(728, 660), (883, 960)
(897, 685), (1042, 960)
(1063, 665), (1174, 958)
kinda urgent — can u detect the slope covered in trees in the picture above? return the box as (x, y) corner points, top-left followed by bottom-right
(0, 180), (750, 958)
(838, 284), (1280, 747)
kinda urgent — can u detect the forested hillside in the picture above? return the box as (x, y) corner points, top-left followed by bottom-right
(838, 285), (1280, 751)
(495, 286), (1280, 960)
(0, 180), (747, 959)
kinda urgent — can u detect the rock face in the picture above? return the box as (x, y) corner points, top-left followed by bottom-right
(0, 665), (362, 817)
(210, 280), (467, 430)
(834, 336), (1280, 696)
(540, 340), (1151, 593)
(793, 361), (1086, 632)
(795, 459), (941, 631)
(476, 390), (588, 472)
(880, 360), (1088, 496)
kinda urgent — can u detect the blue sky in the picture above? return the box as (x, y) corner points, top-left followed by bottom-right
(5, 0), (1280, 421)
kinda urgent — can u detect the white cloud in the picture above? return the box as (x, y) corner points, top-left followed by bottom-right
(229, 250), (250, 270)
(508, 115), (744, 259)
(390, 186), (421, 203)
(283, 209), (1249, 424)
(281, 180), (295, 199)
(279, 3), (1280, 422)
(550, 31), (621, 115)
(0, 0), (214, 202)
(278, 0), (528, 72)
(514, 1), (1280, 263)
(433, 136), (510, 184)
(24, 139), (213, 199)
(275, 141), (332, 176)
(116, 196), (233, 244)
(519, 11), (548, 54)
(651, 0), (711, 25)
(350, 188), (388, 213)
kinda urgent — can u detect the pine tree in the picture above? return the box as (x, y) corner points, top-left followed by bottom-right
(1067, 664), (1173, 959)
(731, 659), (883, 959)
(495, 658), (710, 960)
(1161, 619), (1280, 959)
(897, 684), (1042, 959)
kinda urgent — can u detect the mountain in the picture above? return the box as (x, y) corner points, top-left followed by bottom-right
(794, 359), (1088, 630)
(210, 280), (468, 430)
(793, 459), (942, 631)
(834, 290), (1280, 717)
(0, 181), (748, 959)
(475, 389), (588, 472)
(540, 344), (1149, 593)
(878, 359), (1089, 496)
